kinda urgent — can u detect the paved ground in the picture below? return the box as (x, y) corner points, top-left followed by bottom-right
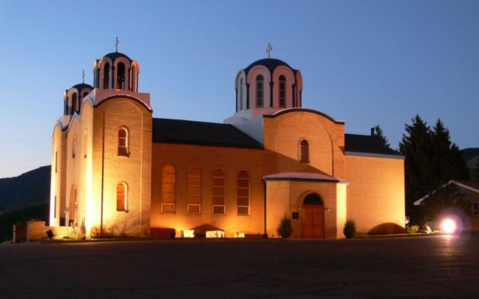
(0, 234), (478, 299)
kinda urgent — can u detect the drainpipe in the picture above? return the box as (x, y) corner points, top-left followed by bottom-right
(263, 180), (267, 238)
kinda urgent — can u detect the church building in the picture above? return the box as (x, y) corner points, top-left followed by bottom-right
(49, 46), (405, 239)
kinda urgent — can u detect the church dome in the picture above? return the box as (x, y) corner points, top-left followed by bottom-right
(93, 51), (140, 92)
(63, 83), (93, 116)
(235, 57), (303, 113)
(244, 58), (297, 76)
(103, 52), (133, 63)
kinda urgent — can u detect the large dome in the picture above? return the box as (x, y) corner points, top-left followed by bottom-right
(244, 58), (296, 75)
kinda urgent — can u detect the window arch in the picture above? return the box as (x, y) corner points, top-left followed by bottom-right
(118, 127), (129, 156)
(82, 91), (89, 99)
(279, 75), (286, 108)
(69, 188), (77, 223)
(161, 165), (176, 213)
(237, 171), (250, 215)
(256, 75), (264, 108)
(72, 134), (77, 158)
(239, 78), (244, 110)
(299, 139), (309, 163)
(187, 167), (202, 214)
(303, 193), (323, 206)
(71, 93), (78, 114)
(83, 129), (88, 158)
(117, 182), (128, 212)
(103, 62), (110, 89)
(213, 169), (226, 215)
(131, 65), (136, 91)
(117, 62), (126, 89)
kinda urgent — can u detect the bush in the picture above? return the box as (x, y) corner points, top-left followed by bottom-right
(407, 225), (420, 234)
(343, 219), (356, 239)
(277, 216), (292, 238)
(68, 222), (84, 241)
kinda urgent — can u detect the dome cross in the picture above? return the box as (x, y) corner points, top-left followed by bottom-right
(115, 37), (119, 53)
(82, 70), (85, 84)
(266, 43), (273, 59)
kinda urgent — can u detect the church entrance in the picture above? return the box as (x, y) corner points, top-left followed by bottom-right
(300, 193), (325, 239)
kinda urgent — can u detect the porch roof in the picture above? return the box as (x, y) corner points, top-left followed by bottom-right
(263, 171), (349, 184)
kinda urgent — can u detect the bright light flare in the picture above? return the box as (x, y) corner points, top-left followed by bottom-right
(441, 219), (457, 234)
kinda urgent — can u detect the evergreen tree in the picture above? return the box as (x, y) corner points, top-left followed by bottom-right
(399, 115), (435, 206)
(400, 115), (470, 222)
(374, 124), (390, 148)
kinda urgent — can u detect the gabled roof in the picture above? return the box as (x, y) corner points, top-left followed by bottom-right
(414, 180), (479, 206)
(152, 118), (264, 149)
(345, 134), (403, 157)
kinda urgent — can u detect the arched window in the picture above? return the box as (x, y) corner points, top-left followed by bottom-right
(82, 91), (89, 99)
(69, 189), (77, 223)
(117, 182), (128, 212)
(237, 171), (250, 215)
(256, 75), (264, 108)
(239, 78), (244, 110)
(117, 62), (125, 89)
(187, 167), (202, 214)
(103, 62), (110, 89)
(83, 129), (88, 158)
(300, 140), (309, 163)
(72, 134), (77, 158)
(279, 75), (286, 108)
(71, 93), (77, 114)
(131, 65), (136, 92)
(213, 169), (226, 215)
(161, 165), (176, 213)
(54, 151), (58, 173)
(303, 193), (323, 205)
(118, 127), (129, 156)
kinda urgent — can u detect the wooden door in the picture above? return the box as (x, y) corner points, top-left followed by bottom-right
(301, 205), (325, 238)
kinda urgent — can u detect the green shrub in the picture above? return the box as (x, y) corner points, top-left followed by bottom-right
(277, 216), (292, 238)
(343, 219), (356, 239)
(407, 225), (420, 234)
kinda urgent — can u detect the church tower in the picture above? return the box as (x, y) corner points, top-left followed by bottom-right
(50, 40), (152, 238)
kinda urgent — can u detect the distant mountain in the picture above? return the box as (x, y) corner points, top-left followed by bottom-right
(461, 148), (479, 162)
(0, 166), (51, 214)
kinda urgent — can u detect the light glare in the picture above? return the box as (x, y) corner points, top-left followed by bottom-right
(441, 219), (456, 234)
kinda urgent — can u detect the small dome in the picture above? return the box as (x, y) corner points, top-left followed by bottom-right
(244, 58), (296, 76)
(103, 52), (132, 63)
(70, 83), (93, 93)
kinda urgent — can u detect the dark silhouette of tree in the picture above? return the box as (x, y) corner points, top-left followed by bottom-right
(400, 115), (470, 223)
(374, 124), (390, 148)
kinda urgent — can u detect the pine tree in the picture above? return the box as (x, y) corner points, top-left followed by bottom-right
(474, 158), (479, 181)
(374, 124), (390, 148)
(399, 115), (435, 206)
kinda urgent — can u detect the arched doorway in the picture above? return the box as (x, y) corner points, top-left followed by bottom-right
(300, 193), (325, 238)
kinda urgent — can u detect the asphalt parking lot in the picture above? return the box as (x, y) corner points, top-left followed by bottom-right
(1, 234), (478, 298)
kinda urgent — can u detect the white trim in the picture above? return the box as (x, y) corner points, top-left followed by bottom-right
(413, 180), (479, 206)
(345, 151), (405, 160)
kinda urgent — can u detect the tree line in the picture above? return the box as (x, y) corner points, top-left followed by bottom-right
(376, 115), (473, 223)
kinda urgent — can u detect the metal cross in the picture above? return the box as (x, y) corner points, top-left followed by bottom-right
(266, 43), (273, 58)
(82, 70), (85, 84)
(115, 37), (119, 52)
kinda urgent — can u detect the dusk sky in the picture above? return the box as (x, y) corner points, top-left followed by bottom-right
(0, 0), (478, 178)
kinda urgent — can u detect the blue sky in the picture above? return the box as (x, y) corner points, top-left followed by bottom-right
(0, 0), (478, 178)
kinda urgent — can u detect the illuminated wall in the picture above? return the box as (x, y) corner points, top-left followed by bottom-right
(150, 143), (264, 237)
(344, 155), (405, 234)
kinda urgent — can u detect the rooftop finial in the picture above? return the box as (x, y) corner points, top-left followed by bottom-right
(266, 42), (273, 59)
(115, 37), (119, 53)
(82, 70), (85, 84)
